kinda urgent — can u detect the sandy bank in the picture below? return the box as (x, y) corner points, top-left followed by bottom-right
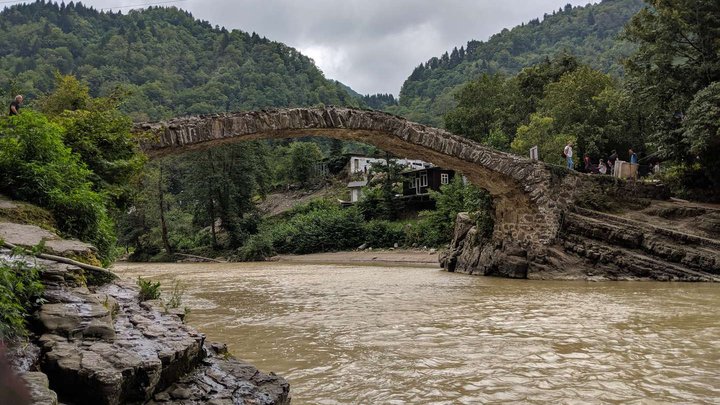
(276, 249), (441, 267)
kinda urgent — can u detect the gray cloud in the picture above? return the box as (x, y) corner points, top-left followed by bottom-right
(18, 0), (595, 94)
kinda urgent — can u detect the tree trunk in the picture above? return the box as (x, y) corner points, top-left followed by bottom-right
(158, 165), (172, 254)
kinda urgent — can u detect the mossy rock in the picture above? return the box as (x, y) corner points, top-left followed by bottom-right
(0, 198), (57, 232)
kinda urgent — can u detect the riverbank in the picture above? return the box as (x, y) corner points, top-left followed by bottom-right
(0, 219), (290, 405)
(275, 248), (440, 267)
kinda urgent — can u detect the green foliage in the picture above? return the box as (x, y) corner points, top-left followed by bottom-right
(233, 233), (275, 262)
(287, 141), (324, 186)
(165, 279), (185, 309)
(682, 82), (720, 189)
(0, 111), (117, 261)
(363, 220), (406, 247)
(445, 74), (520, 143)
(511, 114), (573, 166)
(404, 177), (493, 247)
(391, 0), (644, 126)
(137, 277), (161, 301)
(624, 0), (720, 163)
(0, 259), (44, 342)
(356, 156), (406, 220)
(0, 2), (361, 120)
(656, 163), (720, 202)
(268, 204), (365, 254)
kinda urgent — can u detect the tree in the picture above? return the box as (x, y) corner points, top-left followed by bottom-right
(683, 82), (720, 187)
(445, 74), (521, 143)
(287, 141), (323, 186)
(539, 66), (616, 156)
(624, 0), (720, 162)
(511, 114), (572, 166)
(39, 74), (143, 210)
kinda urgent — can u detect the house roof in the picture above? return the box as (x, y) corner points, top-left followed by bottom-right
(402, 167), (452, 175)
(347, 180), (368, 188)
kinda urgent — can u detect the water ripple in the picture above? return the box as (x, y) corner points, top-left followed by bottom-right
(114, 262), (720, 404)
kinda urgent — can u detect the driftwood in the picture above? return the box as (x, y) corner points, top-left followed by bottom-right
(173, 253), (227, 263)
(2, 241), (117, 281)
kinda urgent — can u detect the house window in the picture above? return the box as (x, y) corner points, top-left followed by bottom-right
(420, 172), (428, 187)
(441, 173), (449, 184)
(409, 176), (416, 189)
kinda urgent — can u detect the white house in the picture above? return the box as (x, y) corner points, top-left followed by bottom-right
(348, 155), (431, 177)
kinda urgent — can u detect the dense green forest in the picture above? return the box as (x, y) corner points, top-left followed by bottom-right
(0, 1), (361, 121)
(388, 0), (645, 126)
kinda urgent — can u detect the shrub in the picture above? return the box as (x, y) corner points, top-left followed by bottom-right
(234, 233), (276, 261)
(0, 260), (45, 342)
(0, 112), (117, 261)
(363, 220), (405, 247)
(264, 203), (365, 254)
(137, 277), (161, 301)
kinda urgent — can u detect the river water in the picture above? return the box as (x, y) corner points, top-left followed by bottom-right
(113, 261), (720, 404)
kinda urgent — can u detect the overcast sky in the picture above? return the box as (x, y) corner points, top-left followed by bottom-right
(8, 0), (596, 95)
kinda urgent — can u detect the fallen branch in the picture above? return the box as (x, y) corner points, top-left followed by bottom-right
(173, 252), (227, 263)
(2, 241), (117, 281)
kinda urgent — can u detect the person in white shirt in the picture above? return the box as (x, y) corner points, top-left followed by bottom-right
(599, 159), (608, 174)
(563, 141), (574, 170)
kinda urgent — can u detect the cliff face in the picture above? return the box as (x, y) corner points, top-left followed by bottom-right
(441, 179), (720, 282)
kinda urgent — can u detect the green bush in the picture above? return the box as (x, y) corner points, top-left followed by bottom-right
(363, 220), (405, 247)
(406, 177), (494, 247)
(0, 260), (45, 342)
(0, 112), (117, 262)
(137, 277), (161, 301)
(234, 233), (276, 261)
(266, 203), (365, 254)
(403, 217), (447, 247)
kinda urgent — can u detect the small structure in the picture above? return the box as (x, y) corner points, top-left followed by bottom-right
(402, 167), (455, 197)
(613, 160), (638, 180)
(529, 146), (539, 160)
(348, 180), (368, 203)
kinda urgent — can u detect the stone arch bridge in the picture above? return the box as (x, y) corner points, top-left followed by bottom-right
(135, 107), (580, 273)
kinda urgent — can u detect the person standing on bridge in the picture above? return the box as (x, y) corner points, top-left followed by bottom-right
(563, 141), (574, 170)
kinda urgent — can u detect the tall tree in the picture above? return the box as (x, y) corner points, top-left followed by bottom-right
(624, 0), (720, 162)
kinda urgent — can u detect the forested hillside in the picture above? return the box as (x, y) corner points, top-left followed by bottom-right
(0, 1), (361, 121)
(388, 0), (645, 126)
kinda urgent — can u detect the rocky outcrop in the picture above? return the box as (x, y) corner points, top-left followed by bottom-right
(440, 213), (531, 279)
(2, 248), (290, 405)
(149, 343), (290, 405)
(20, 372), (58, 405)
(0, 222), (97, 259)
(443, 203), (720, 281)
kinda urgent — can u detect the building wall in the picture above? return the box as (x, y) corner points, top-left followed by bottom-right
(349, 156), (430, 177)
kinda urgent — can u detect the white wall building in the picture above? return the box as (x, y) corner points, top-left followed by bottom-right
(348, 155), (431, 177)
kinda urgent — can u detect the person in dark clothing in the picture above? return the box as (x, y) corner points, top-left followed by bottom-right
(8, 95), (22, 115)
(607, 150), (618, 172)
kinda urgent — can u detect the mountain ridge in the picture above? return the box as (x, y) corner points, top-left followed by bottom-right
(385, 0), (645, 126)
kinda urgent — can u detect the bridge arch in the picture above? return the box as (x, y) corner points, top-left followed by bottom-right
(135, 107), (568, 254)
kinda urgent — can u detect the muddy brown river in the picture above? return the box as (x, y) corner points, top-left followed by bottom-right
(113, 261), (720, 404)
